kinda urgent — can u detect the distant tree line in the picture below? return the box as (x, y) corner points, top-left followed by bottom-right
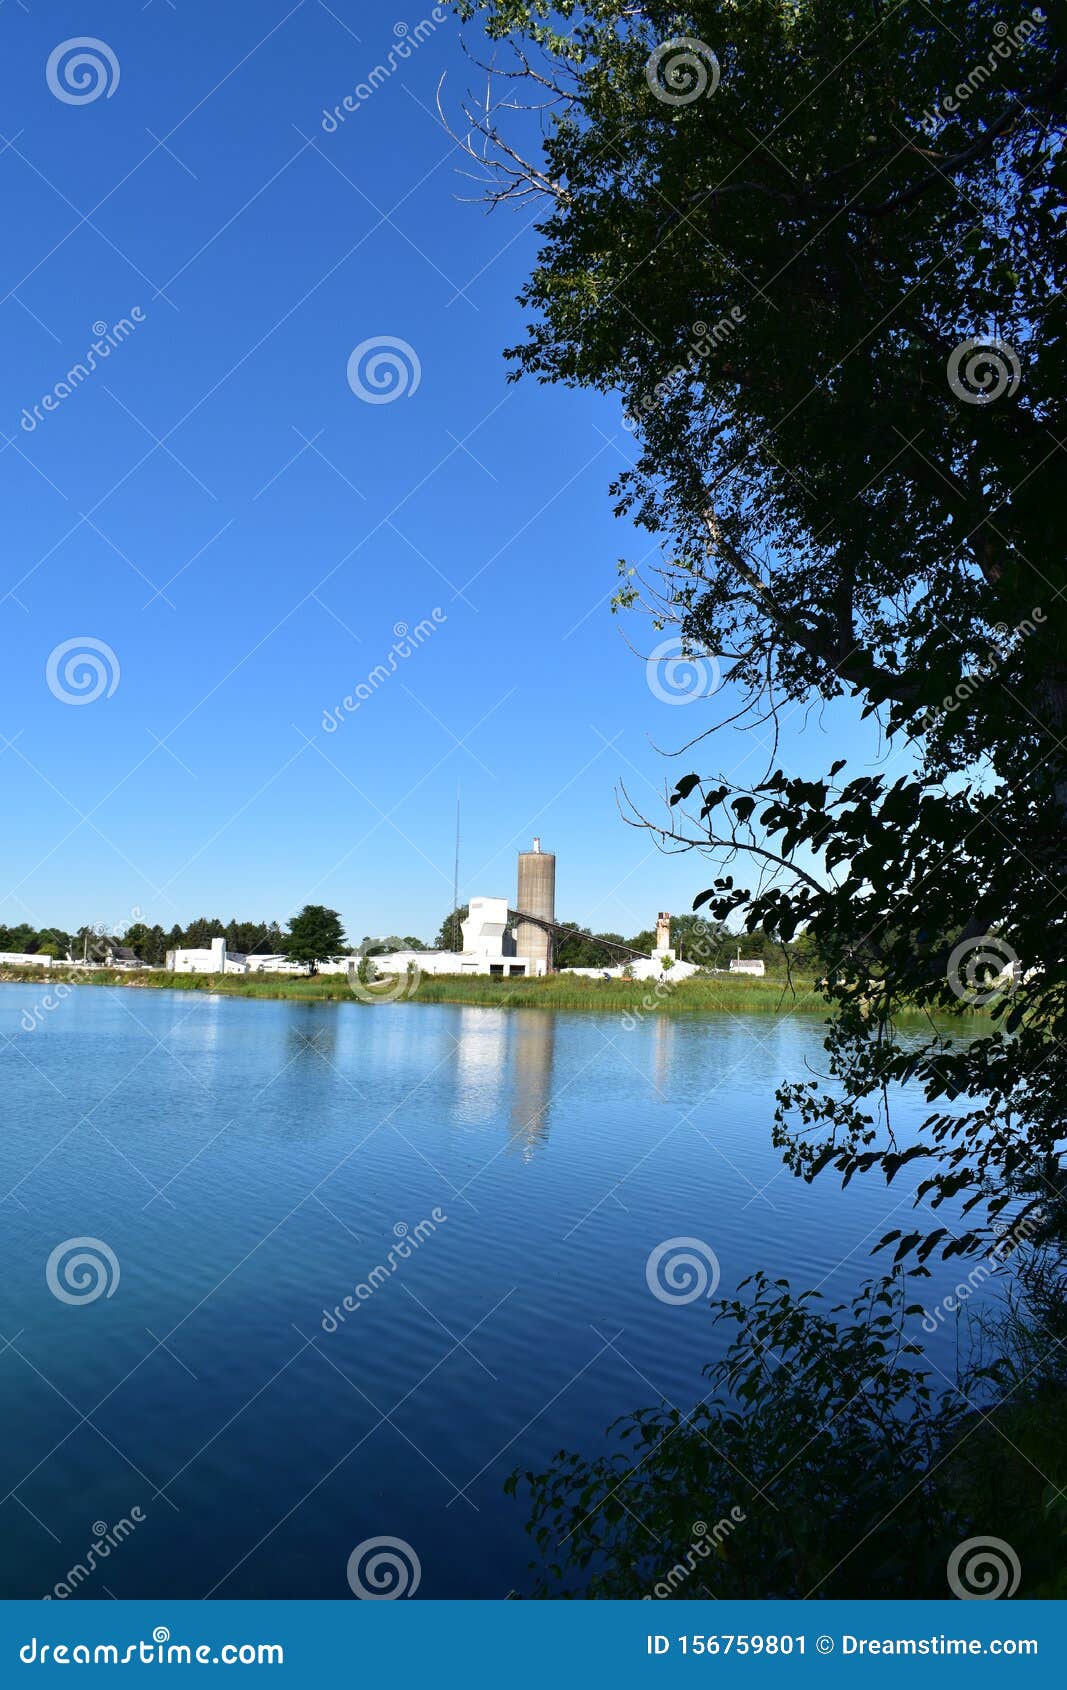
(3, 908), (826, 974)
(0, 917), (287, 969)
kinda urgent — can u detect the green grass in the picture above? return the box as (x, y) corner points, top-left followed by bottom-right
(407, 970), (827, 1014)
(0, 963), (828, 1014)
(0, 964), (989, 1021)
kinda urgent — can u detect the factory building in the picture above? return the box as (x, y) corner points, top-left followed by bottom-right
(162, 837), (744, 983)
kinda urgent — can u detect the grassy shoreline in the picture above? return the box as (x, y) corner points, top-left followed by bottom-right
(1, 966), (989, 1022)
(0, 965), (830, 1016)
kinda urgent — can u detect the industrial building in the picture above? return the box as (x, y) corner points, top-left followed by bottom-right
(376, 851), (699, 984)
(379, 840), (559, 979)
(160, 838), (754, 981)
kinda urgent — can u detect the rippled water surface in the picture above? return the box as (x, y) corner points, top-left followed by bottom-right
(0, 986), (979, 1598)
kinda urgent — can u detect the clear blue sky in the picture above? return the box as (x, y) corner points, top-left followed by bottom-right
(0, 0), (876, 946)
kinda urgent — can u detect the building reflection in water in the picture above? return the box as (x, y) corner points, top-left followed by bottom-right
(652, 1013), (674, 1097)
(507, 1012), (557, 1160)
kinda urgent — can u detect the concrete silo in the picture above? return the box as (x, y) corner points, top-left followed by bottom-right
(515, 837), (556, 973)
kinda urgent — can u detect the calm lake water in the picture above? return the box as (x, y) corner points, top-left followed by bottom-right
(0, 986), (985, 1599)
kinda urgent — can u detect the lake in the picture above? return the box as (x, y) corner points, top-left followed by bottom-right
(0, 985), (986, 1599)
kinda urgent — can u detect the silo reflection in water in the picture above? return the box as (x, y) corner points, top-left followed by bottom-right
(507, 1012), (557, 1158)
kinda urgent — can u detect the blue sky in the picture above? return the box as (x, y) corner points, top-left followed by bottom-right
(0, 0), (875, 946)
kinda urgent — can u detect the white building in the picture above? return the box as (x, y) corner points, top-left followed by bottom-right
(375, 896), (544, 980)
(729, 958), (766, 977)
(165, 937), (354, 976)
(0, 951), (51, 970)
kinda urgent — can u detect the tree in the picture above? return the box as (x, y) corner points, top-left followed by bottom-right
(451, 0), (1067, 1596)
(285, 906), (347, 974)
(554, 921), (629, 967)
(452, 0), (1066, 1264)
(183, 916), (225, 949)
(433, 905), (468, 951)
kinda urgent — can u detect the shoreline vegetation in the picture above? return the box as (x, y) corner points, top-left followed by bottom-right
(0, 966), (984, 1020)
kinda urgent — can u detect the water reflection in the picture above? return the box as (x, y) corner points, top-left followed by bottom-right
(507, 1013), (557, 1159)
(652, 1015), (674, 1096)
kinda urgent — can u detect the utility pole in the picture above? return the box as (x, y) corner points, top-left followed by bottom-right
(451, 789), (461, 952)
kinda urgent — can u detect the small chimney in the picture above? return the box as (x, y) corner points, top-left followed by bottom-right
(532, 836), (541, 853)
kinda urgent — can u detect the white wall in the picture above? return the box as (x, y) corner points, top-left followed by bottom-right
(0, 952), (50, 969)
